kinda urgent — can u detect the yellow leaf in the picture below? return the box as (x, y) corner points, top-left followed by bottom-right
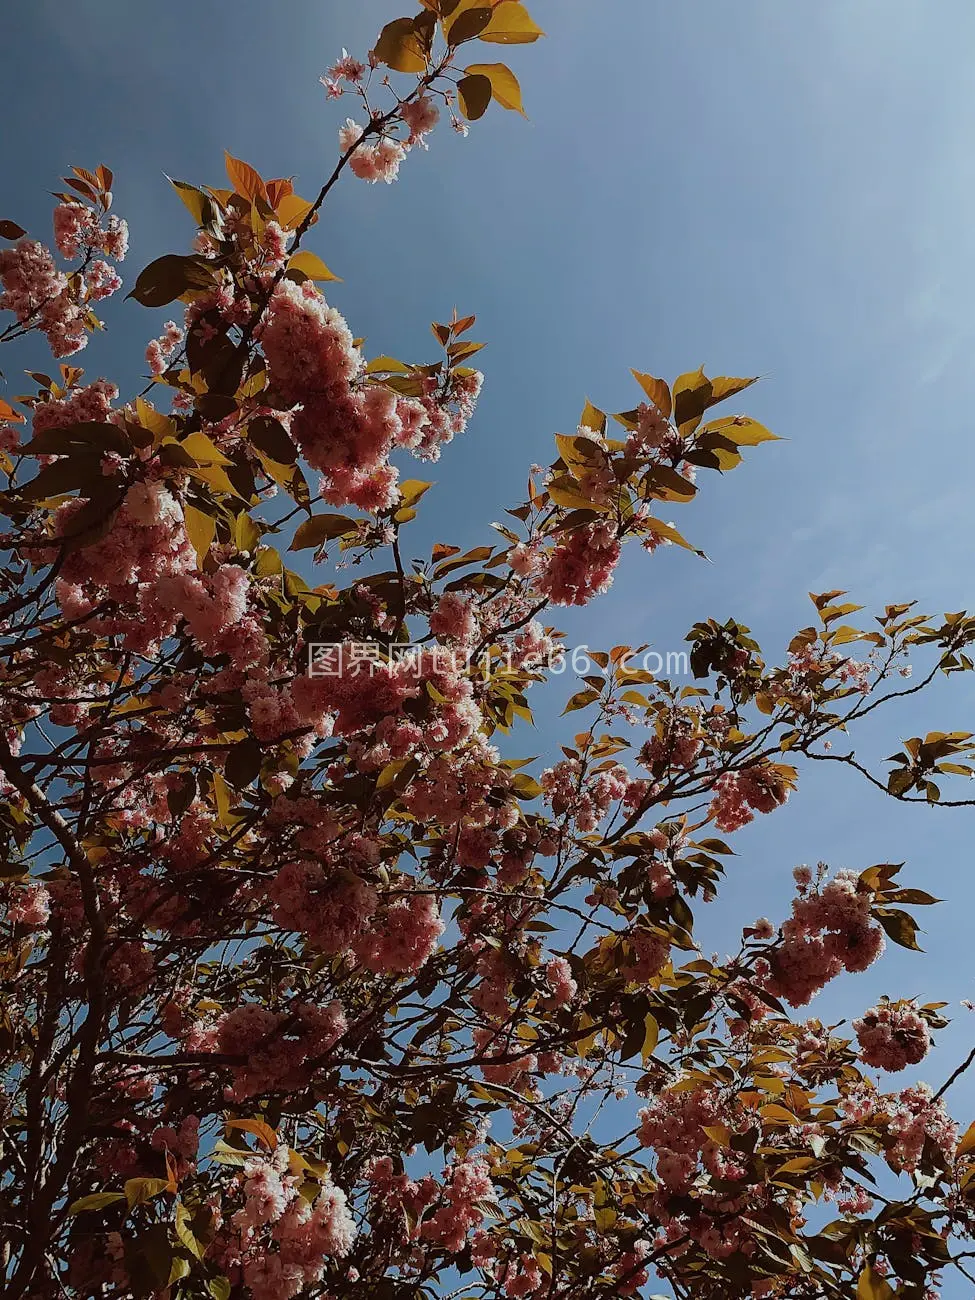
(464, 62), (526, 114)
(374, 17), (427, 72)
(641, 517), (697, 553)
(69, 1192), (126, 1214)
(212, 772), (233, 827)
(275, 193), (315, 231)
(190, 463), (243, 498)
(640, 1013), (659, 1064)
(288, 250), (340, 283)
(458, 73), (492, 121)
(708, 374), (758, 403)
(857, 1267), (895, 1300)
(180, 432), (233, 466)
(226, 1117), (278, 1151)
(481, 1), (545, 43)
(135, 396), (175, 440)
(125, 1176), (171, 1209)
(703, 415), (780, 446)
(760, 1104), (799, 1126)
(754, 1075), (786, 1094)
(167, 177), (207, 226)
(594, 1206), (617, 1232)
(0, 397), (25, 424)
(958, 1121), (975, 1157)
(184, 505), (216, 565)
(224, 152), (268, 204)
(701, 1125), (730, 1146)
(555, 432), (605, 481)
(399, 478), (433, 507)
(631, 369), (672, 418)
(547, 475), (611, 512)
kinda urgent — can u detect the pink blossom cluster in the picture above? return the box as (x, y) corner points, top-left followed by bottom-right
(268, 859), (378, 954)
(366, 1152), (495, 1255)
(540, 758), (642, 833)
(218, 1149), (356, 1300)
(52, 202), (128, 262)
(5, 882), (51, 928)
(353, 892), (445, 975)
(301, 643), (480, 758)
(534, 519), (622, 607)
(708, 765), (789, 833)
(0, 239), (85, 356)
(419, 1154), (496, 1252)
(0, 201), (127, 355)
(339, 119), (407, 184)
(321, 49), (366, 97)
(260, 279), (482, 508)
(338, 98), (441, 181)
(756, 869), (886, 1007)
(544, 955), (578, 1006)
(400, 742), (520, 870)
(625, 402), (675, 456)
(472, 1024), (538, 1086)
(843, 1083), (958, 1176)
(788, 645), (872, 696)
(145, 320), (184, 375)
(31, 378), (118, 434)
(613, 1238), (652, 1296)
(208, 999), (347, 1099)
(430, 591), (478, 645)
(499, 1254), (544, 1297)
(365, 1155), (440, 1245)
(640, 729), (702, 773)
(52, 480), (196, 652)
(853, 1000), (931, 1072)
(638, 1083), (750, 1196)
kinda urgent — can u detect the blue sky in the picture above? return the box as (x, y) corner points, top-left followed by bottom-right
(6, 0), (975, 1287)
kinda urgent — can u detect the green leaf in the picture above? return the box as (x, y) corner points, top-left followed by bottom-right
(174, 1202), (206, 1260)
(125, 1177), (171, 1209)
(69, 1192), (126, 1215)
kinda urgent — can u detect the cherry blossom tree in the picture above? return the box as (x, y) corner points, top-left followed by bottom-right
(3, 5), (975, 1300)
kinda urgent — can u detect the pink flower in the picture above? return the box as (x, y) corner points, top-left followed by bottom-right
(326, 49), (366, 83)
(53, 202), (101, 259)
(401, 95), (440, 147)
(7, 883), (51, 927)
(535, 519), (621, 606)
(85, 259), (122, 301)
(544, 956), (577, 1006)
(354, 891), (444, 974)
(854, 1000), (931, 1072)
(430, 592), (477, 645)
